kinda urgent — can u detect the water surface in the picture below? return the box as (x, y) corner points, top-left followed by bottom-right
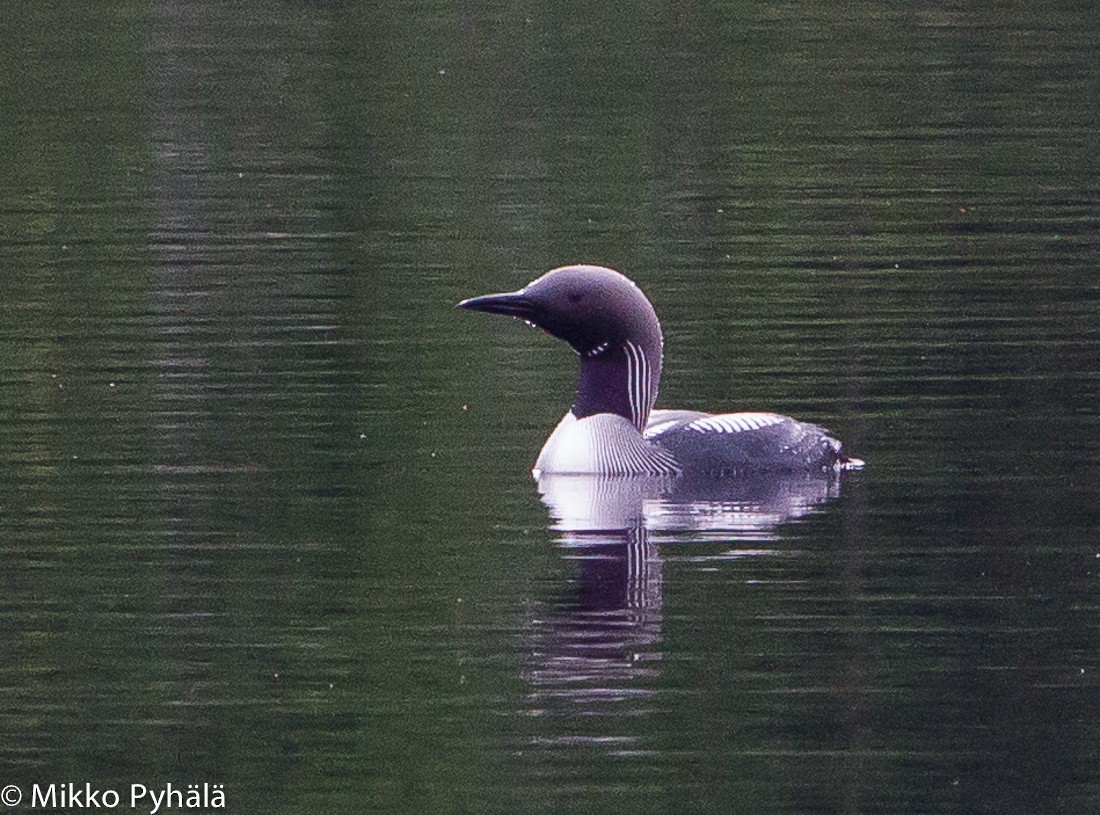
(1, 2), (1099, 814)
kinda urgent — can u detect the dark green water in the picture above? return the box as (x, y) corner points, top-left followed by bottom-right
(2, 2), (1099, 813)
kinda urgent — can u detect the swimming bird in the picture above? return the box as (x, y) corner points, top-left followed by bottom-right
(459, 264), (860, 477)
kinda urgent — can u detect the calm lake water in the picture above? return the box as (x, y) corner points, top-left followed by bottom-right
(2, 2), (1099, 813)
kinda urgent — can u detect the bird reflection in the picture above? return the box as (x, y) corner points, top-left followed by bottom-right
(537, 472), (840, 539)
(523, 527), (663, 725)
(520, 472), (844, 744)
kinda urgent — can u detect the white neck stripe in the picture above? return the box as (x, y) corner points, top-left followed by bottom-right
(624, 341), (650, 433)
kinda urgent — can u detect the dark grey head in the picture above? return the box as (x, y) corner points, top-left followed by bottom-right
(459, 264), (664, 431)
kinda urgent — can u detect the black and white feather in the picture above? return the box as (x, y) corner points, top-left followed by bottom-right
(645, 409), (844, 475)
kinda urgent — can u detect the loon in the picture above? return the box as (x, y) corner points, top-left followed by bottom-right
(459, 264), (860, 477)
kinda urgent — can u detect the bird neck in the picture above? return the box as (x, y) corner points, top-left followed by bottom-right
(573, 338), (662, 432)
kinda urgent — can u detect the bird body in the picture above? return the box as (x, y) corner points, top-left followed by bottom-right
(460, 265), (860, 477)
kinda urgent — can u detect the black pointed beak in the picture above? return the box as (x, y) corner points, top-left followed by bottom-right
(457, 290), (538, 320)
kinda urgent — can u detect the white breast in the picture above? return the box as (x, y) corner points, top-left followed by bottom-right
(533, 412), (682, 477)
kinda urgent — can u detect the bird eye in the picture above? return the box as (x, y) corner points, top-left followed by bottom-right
(567, 291), (583, 304)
